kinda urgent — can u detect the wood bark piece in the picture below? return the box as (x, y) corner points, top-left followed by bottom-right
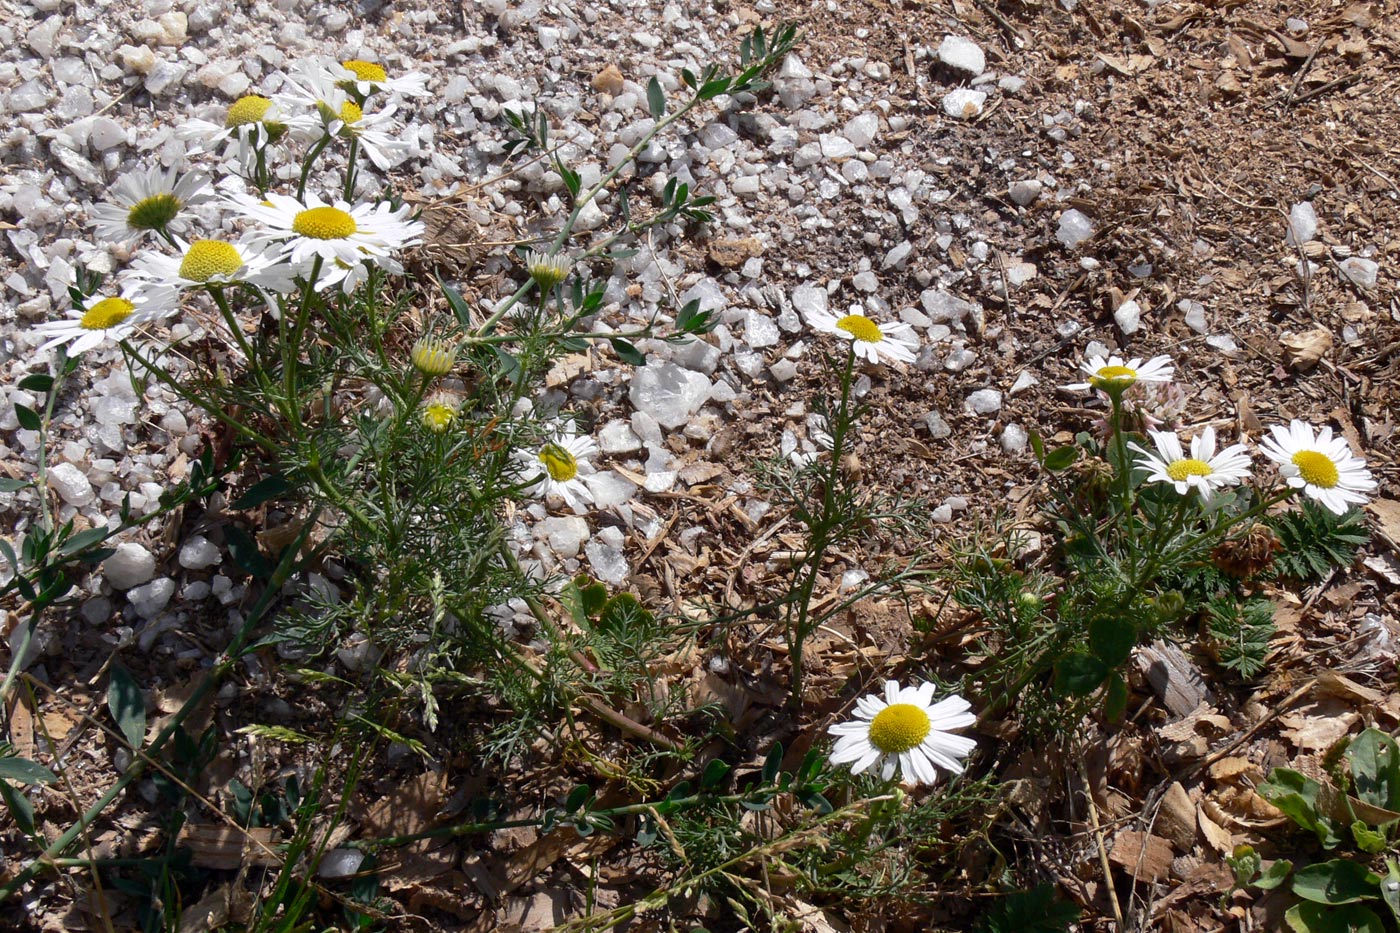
(1136, 640), (1212, 718)
(1108, 829), (1175, 883)
(1157, 782), (1198, 852)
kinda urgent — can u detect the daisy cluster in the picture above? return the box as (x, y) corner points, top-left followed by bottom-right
(1066, 352), (1378, 515)
(32, 57), (430, 359)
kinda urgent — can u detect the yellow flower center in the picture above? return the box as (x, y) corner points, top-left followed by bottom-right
(225, 95), (273, 127)
(1091, 364), (1138, 387)
(835, 314), (883, 343)
(539, 442), (579, 482)
(80, 297), (136, 331)
(868, 703), (932, 754)
(1165, 458), (1213, 482)
(178, 240), (243, 282)
(291, 206), (358, 240)
(341, 59), (388, 83)
(1292, 450), (1340, 488)
(126, 193), (182, 232)
(339, 101), (363, 124)
(422, 402), (456, 433)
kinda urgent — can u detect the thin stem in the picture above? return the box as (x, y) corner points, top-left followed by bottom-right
(119, 340), (279, 452)
(477, 95), (704, 336)
(209, 286), (258, 369)
(296, 135), (331, 200)
(0, 520), (320, 903)
(342, 137), (359, 200)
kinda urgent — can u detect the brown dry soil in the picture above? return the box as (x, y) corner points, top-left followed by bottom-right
(5, 0), (1400, 930)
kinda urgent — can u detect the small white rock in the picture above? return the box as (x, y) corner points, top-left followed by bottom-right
(938, 35), (986, 75)
(1114, 299), (1142, 335)
(1339, 257), (1378, 289)
(48, 462), (94, 506)
(966, 388), (1003, 415)
(177, 535), (220, 570)
(1056, 209), (1095, 248)
(1008, 179), (1042, 206)
(128, 577), (175, 619)
(1000, 423), (1029, 454)
(104, 543), (156, 590)
(319, 848), (365, 880)
(1286, 202), (1317, 246)
(942, 88), (986, 120)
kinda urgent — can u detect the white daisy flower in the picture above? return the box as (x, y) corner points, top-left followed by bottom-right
(335, 59), (430, 99)
(515, 426), (598, 512)
(276, 58), (354, 129)
(1259, 420), (1377, 515)
(129, 237), (296, 293)
(806, 306), (919, 365)
(1130, 426), (1252, 502)
(89, 166), (211, 245)
(828, 680), (976, 785)
(334, 99), (411, 171)
(228, 191), (423, 271)
(1063, 353), (1175, 392)
(32, 284), (179, 357)
(176, 95), (308, 167)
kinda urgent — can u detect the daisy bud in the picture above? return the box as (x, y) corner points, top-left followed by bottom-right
(411, 335), (457, 377)
(526, 250), (572, 290)
(421, 392), (461, 434)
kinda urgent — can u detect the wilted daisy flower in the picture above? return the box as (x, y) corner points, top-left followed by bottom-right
(829, 681), (976, 785)
(89, 166), (211, 245)
(421, 391), (461, 434)
(229, 192), (423, 270)
(130, 237), (296, 292)
(1130, 426), (1252, 502)
(526, 251), (572, 290)
(1259, 420), (1376, 515)
(806, 306), (918, 365)
(33, 284), (179, 356)
(335, 59), (430, 98)
(516, 425), (597, 512)
(411, 335), (457, 377)
(276, 58), (408, 169)
(1063, 353), (1174, 392)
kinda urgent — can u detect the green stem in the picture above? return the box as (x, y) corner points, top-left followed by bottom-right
(0, 519), (320, 903)
(209, 286), (258, 370)
(296, 135), (332, 201)
(477, 94), (704, 337)
(119, 340), (279, 452)
(342, 137), (359, 200)
(788, 345), (856, 707)
(33, 356), (69, 534)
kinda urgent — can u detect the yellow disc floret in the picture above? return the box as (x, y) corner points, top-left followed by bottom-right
(1292, 450), (1340, 488)
(835, 314), (883, 344)
(225, 95), (273, 127)
(127, 193), (182, 232)
(179, 240), (243, 282)
(341, 59), (388, 83)
(868, 703), (932, 754)
(80, 297), (136, 331)
(422, 402), (456, 433)
(1091, 364), (1138, 387)
(538, 442), (579, 482)
(338, 101), (363, 125)
(1165, 458), (1213, 482)
(292, 206), (358, 240)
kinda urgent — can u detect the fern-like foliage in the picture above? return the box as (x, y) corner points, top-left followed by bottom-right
(1206, 596), (1276, 679)
(1266, 501), (1369, 582)
(976, 884), (1081, 933)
